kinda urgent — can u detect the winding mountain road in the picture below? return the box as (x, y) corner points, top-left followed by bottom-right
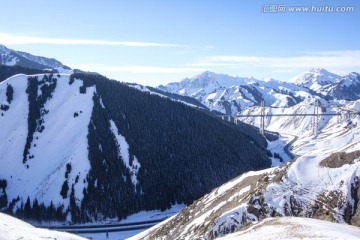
(283, 135), (298, 160)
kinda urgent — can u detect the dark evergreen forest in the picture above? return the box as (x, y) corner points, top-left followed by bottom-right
(1, 68), (271, 223)
(0, 65), (55, 83)
(72, 73), (271, 222)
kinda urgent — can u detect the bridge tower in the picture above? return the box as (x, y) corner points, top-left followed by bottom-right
(260, 100), (265, 135)
(312, 100), (319, 135)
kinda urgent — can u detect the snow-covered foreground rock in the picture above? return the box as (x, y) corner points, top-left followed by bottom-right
(130, 120), (360, 240)
(0, 213), (85, 240)
(218, 217), (360, 240)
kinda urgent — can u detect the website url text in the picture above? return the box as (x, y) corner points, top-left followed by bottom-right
(262, 5), (355, 13)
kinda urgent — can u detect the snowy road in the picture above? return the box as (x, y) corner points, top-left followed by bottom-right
(283, 135), (298, 159)
(35, 205), (185, 240)
(42, 218), (165, 234)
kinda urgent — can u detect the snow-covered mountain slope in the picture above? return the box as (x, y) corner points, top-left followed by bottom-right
(288, 68), (340, 93)
(328, 72), (360, 101)
(0, 213), (85, 240)
(158, 69), (360, 115)
(159, 71), (258, 92)
(0, 70), (270, 224)
(0, 44), (70, 71)
(289, 68), (360, 101)
(158, 71), (310, 115)
(218, 217), (360, 240)
(0, 73), (94, 211)
(128, 83), (208, 110)
(130, 117), (360, 240)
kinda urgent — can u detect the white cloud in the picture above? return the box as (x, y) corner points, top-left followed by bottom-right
(71, 64), (205, 74)
(0, 32), (180, 47)
(272, 69), (295, 73)
(190, 51), (360, 72)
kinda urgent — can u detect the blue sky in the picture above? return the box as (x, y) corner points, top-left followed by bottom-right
(1, 0), (359, 86)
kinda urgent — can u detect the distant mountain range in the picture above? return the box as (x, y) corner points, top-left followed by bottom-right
(158, 68), (360, 115)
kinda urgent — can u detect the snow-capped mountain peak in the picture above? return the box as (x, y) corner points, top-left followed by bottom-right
(189, 71), (258, 86)
(288, 68), (340, 91)
(309, 67), (330, 73)
(0, 44), (11, 54)
(158, 71), (258, 94)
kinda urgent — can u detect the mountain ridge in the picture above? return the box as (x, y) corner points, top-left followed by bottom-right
(158, 69), (360, 115)
(0, 44), (70, 71)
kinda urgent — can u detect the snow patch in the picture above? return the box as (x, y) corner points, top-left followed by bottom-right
(0, 74), (94, 210)
(109, 120), (140, 187)
(0, 213), (85, 240)
(218, 217), (360, 240)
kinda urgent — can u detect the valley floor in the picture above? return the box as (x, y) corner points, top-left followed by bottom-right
(267, 133), (294, 166)
(78, 205), (185, 240)
(38, 204), (185, 240)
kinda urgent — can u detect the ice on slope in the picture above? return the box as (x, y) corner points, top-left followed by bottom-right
(0, 74), (95, 209)
(0, 212), (86, 240)
(219, 217), (360, 240)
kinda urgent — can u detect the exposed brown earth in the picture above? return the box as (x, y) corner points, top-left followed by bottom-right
(320, 151), (360, 168)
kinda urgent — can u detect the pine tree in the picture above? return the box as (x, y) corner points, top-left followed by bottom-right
(6, 84), (14, 104)
(60, 180), (69, 199)
(24, 197), (31, 219)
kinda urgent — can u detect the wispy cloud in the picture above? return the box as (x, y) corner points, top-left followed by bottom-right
(190, 51), (360, 71)
(0, 32), (181, 47)
(71, 64), (205, 74)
